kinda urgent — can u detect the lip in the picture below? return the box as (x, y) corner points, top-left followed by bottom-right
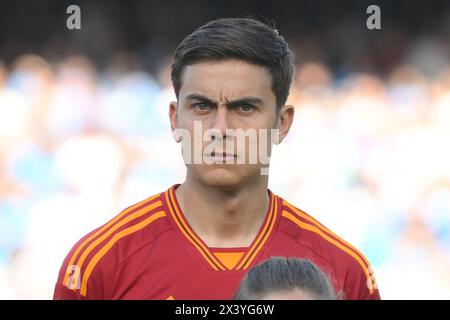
(209, 151), (237, 158)
(204, 151), (238, 163)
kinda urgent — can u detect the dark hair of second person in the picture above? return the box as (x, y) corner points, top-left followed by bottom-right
(233, 257), (340, 300)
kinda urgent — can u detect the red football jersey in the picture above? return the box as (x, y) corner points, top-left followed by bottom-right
(54, 184), (380, 300)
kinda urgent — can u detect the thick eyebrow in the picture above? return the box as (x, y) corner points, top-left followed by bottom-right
(184, 93), (264, 107)
(185, 94), (217, 105)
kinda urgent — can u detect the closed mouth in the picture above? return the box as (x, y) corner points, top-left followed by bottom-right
(209, 151), (237, 158)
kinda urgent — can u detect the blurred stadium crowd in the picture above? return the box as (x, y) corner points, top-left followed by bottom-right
(0, 0), (449, 299)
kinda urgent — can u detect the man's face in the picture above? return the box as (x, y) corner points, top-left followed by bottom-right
(170, 59), (291, 190)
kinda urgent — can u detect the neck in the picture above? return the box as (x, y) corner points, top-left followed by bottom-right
(175, 173), (270, 248)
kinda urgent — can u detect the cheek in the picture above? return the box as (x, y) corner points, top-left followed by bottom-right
(254, 109), (278, 127)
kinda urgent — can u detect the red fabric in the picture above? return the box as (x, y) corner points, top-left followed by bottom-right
(54, 184), (380, 300)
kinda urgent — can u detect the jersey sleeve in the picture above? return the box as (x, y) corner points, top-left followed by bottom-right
(53, 239), (90, 300)
(53, 229), (116, 300)
(342, 261), (381, 300)
(53, 283), (86, 300)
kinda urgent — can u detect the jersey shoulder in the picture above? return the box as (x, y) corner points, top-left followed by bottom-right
(276, 196), (379, 299)
(54, 191), (171, 299)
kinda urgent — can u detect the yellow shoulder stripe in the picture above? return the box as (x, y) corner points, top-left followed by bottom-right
(281, 210), (374, 295)
(80, 210), (166, 296)
(63, 194), (160, 287)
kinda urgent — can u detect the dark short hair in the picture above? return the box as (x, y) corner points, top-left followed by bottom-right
(170, 18), (295, 110)
(233, 257), (339, 300)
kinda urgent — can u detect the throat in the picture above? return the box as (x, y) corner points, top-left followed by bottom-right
(175, 183), (270, 249)
(201, 227), (258, 248)
(190, 207), (266, 248)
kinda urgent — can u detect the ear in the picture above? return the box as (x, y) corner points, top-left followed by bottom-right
(169, 101), (180, 142)
(275, 104), (294, 144)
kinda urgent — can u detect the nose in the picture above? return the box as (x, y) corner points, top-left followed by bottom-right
(210, 105), (231, 140)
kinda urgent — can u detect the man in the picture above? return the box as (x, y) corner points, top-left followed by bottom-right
(54, 18), (380, 300)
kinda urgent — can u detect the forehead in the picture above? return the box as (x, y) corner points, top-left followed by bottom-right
(262, 289), (313, 300)
(179, 59), (274, 101)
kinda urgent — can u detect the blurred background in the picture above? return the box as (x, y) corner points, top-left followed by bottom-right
(0, 0), (449, 299)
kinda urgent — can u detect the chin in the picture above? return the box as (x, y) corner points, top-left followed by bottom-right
(193, 164), (260, 191)
(203, 169), (242, 189)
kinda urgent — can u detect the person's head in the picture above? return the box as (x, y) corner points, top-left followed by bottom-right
(233, 257), (338, 300)
(169, 18), (295, 190)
